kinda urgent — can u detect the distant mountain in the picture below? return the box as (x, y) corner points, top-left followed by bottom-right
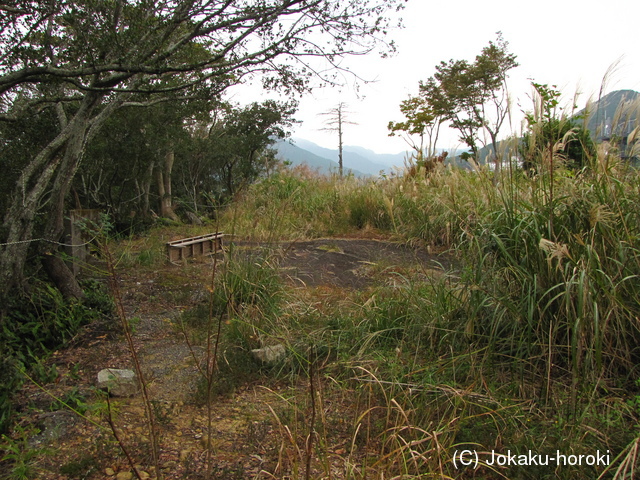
(343, 145), (417, 169)
(580, 89), (640, 140)
(274, 138), (410, 176)
(291, 138), (401, 175)
(299, 141), (409, 169)
(274, 139), (369, 177)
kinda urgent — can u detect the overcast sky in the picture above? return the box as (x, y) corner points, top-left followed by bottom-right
(281, 0), (640, 155)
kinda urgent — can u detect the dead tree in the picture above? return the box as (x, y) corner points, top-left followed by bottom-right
(320, 103), (357, 176)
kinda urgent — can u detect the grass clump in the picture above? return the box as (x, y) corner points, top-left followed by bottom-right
(213, 152), (640, 477)
(456, 164), (640, 391)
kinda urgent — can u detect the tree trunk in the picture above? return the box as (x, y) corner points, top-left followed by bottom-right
(41, 254), (85, 300)
(489, 132), (501, 175)
(338, 106), (344, 177)
(140, 161), (155, 217)
(0, 107), (88, 302)
(225, 158), (239, 196)
(0, 91), (112, 305)
(156, 150), (179, 221)
(163, 150), (176, 216)
(39, 133), (91, 300)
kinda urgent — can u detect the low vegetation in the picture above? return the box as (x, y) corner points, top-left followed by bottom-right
(209, 145), (640, 479)
(3, 108), (640, 480)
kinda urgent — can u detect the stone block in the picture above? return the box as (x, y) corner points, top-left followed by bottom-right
(97, 368), (138, 397)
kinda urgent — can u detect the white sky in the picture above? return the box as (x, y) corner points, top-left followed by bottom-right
(283, 0), (640, 154)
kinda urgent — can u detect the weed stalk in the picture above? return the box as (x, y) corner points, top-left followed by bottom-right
(102, 239), (162, 480)
(105, 395), (144, 480)
(305, 346), (317, 480)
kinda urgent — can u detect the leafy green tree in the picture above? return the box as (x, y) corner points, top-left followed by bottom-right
(0, 0), (404, 303)
(397, 33), (517, 166)
(430, 58), (484, 159)
(177, 100), (297, 205)
(471, 34), (518, 165)
(387, 94), (447, 159)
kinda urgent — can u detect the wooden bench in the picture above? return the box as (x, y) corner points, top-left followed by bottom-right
(166, 232), (224, 263)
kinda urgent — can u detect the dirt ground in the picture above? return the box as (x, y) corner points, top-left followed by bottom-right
(9, 237), (451, 480)
(265, 238), (451, 289)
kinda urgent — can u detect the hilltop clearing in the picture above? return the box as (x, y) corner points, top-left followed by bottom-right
(5, 236), (451, 480)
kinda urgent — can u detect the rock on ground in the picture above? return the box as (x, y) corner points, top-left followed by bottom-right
(97, 368), (138, 397)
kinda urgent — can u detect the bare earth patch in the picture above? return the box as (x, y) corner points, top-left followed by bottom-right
(235, 237), (451, 289)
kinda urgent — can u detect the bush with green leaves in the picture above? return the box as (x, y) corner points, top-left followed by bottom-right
(0, 280), (113, 432)
(520, 117), (597, 172)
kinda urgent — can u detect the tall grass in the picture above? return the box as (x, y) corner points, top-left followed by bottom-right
(227, 144), (640, 386)
(210, 118), (640, 477)
(458, 160), (640, 388)
(218, 166), (399, 240)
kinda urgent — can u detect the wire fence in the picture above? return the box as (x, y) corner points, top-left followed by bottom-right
(0, 236), (97, 248)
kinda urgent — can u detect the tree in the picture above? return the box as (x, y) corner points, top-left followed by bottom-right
(320, 102), (357, 176)
(410, 33), (517, 166)
(183, 100), (297, 201)
(78, 93), (208, 223)
(473, 33), (518, 168)
(388, 88), (449, 159)
(0, 0), (404, 304)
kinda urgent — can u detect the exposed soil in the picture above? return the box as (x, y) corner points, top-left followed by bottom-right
(7, 237), (451, 480)
(266, 238), (451, 289)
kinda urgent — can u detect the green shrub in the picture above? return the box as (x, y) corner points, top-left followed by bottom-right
(0, 280), (113, 432)
(520, 118), (597, 172)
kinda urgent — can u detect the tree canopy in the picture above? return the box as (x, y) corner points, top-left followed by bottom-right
(0, 0), (405, 304)
(389, 32), (517, 165)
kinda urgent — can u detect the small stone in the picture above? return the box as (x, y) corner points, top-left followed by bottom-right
(186, 211), (203, 225)
(105, 467), (116, 476)
(251, 344), (286, 364)
(97, 368), (138, 397)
